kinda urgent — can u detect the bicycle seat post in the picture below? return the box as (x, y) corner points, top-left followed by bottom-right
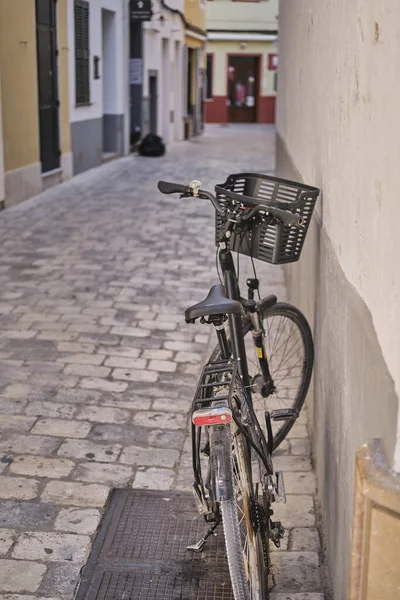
(209, 315), (230, 361)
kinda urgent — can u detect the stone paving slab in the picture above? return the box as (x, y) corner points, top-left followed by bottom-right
(0, 125), (325, 598)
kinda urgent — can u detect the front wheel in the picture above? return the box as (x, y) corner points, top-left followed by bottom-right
(208, 303), (314, 450)
(246, 303), (314, 450)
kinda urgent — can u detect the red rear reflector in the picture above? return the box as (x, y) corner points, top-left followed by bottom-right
(192, 407), (232, 426)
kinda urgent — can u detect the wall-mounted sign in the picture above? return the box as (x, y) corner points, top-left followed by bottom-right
(130, 0), (152, 21)
(130, 58), (142, 85)
(268, 54), (278, 71)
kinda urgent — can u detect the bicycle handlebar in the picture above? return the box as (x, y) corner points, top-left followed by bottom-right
(158, 180), (224, 214)
(157, 180), (303, 227)
(240, 204), (304, 227)
(157, 181), (192, 195)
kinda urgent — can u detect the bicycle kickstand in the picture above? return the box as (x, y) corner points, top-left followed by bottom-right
(187, 521), (219, 553)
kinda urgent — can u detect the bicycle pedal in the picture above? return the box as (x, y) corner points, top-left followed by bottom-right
(275, 470), (286, 503)
(270, 408), (299, 422)
(270, 520), (285, 547)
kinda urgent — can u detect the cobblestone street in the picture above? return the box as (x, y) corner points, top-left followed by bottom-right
(0, 125), (324, 599)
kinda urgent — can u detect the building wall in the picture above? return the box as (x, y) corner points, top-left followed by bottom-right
(184, 0), (205, 33)
(183, 39), (205, 136)
(0, 0), (71, 206)
(205, 0), (278, 124)
(142, 0), (185, 143)
(0, 0), (40, 173)
(184, 0), (206, 137)
(276, 2), (400, 598)
(68, 0), (129, 174)
(205, 39), (277, 123)
(0, 71), (4, 204)
(58, 0), (73, 180)
(207, 0), (278, 32)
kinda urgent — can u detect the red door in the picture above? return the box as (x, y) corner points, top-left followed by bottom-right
(228, 56), (259, 123)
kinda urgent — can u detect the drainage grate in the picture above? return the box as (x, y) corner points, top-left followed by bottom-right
(76, 489), (234, 600)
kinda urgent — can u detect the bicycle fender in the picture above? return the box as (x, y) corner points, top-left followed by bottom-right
(208, 425), (234, 502)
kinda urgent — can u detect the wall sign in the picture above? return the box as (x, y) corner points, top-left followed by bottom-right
(130, 58), (142, 85)
(268, 54), (278, 71)
(130, 0), (152, 21)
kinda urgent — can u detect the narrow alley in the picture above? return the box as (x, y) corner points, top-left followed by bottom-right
(0, 125), (324, 599)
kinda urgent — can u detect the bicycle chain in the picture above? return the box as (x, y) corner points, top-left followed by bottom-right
(251, 500), (270, 569)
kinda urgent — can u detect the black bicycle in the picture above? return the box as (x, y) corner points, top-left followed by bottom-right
(158, 173), (319, 600)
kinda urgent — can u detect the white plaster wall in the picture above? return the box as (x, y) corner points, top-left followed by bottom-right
(68, 0), (129, 128)
(0, 72), (4, 202)
(143, 0), (185, 142)
(277, 0), (400, 468)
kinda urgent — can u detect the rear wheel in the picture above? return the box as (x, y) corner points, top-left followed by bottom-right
(219, 415), (269, 600)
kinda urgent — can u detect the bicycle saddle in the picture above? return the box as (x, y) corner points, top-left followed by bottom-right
(185, 284), (243, 322)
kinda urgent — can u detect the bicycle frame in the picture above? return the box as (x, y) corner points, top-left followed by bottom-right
(219, 247), (253, 399)
(190, 246), (273, 520)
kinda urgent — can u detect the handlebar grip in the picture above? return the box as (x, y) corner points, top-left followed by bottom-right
(157, 181), (191, 195)
(270, 207), (304, 227)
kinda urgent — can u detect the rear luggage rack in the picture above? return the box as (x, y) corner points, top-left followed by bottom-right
(192, 359), (238, 410)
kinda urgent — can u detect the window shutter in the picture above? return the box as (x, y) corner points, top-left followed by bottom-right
(75, 0), (90, 105)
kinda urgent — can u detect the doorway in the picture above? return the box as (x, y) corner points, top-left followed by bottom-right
(149, 75), (157, 134)
(35, 0), (60, 173)
(227, 56), (259, 123)
(162, 39), (170, 142)
(102, 9), (117, 154)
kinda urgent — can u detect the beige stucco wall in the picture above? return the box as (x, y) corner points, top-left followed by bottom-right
(0, 0), (71, 205)
(277, 1), (400, 410)
(207, 0), (278, 31)
(276, 1), (400, 598)
(0, 70), (4, 202)
(0, 0), (40, 172)
(184, 0), (205, 32)
(207, 40), (277, 97)
(58, 0), (71, 157)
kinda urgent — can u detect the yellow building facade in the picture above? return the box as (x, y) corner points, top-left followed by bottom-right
(184, 0), (207, 136)
(205, 0), (278, 124)
(0, 0), (71, 208)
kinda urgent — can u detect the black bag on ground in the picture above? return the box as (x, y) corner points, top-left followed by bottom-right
(138, 134), (166, 157)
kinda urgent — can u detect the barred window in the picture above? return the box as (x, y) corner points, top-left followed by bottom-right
(75, 0), (90, 105)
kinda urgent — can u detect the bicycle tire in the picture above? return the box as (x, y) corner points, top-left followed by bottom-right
(208, 302), (314, 450)
(219, 421), (269, 600)
(252, 303), (314, 449)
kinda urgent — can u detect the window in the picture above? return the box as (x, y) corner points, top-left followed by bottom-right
(273, 72), (278, 92)
(206, 54), (213, 99)
(75, 0), (90, 105)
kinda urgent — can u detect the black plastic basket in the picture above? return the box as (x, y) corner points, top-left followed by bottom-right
(215, 173), (319, 265)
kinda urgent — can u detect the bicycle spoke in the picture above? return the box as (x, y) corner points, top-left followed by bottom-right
(273, 361), (304, 388)
(270, 316), (287, 358)
(272, 337), (304, 369)
(269, 331), (302, 364)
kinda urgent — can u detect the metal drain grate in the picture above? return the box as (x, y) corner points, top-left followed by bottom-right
(76, 489), (234, 600)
